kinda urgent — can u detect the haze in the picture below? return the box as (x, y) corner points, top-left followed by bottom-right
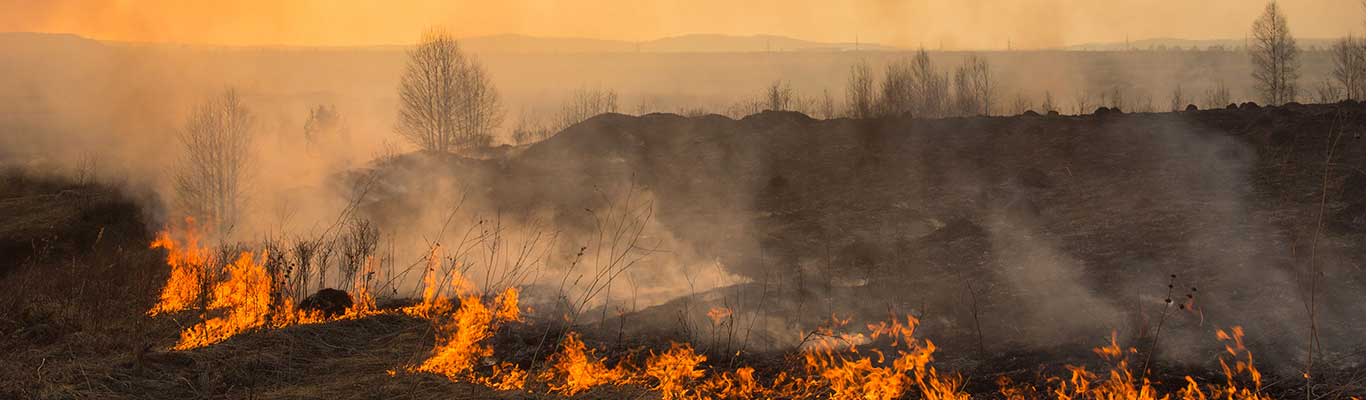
(3, 0), (1363, 49)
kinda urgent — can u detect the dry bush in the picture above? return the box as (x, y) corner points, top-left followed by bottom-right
(554, 86), (619, 133)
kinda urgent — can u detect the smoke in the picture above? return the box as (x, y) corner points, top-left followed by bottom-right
(0, 31), (1360, 370)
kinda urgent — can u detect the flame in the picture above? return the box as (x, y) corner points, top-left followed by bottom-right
(537, 332), (630, 395)
(147, 218), (210, 316)
(643, 342), (707, 400)
(706, 307), (733, 325)
(403, 251), (526, 391)
(146, 222), (378, 349)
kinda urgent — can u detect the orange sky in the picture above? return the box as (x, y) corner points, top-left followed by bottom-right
(1, 0), (1362, 49)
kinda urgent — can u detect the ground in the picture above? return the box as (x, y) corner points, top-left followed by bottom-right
(1, 103), (1364, 399)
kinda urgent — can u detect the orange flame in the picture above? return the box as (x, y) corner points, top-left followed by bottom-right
(147, 218), (210, 316)
(537, 332), (630, 396)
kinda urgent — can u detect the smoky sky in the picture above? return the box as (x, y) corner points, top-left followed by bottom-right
(1, 0), (1362, 49)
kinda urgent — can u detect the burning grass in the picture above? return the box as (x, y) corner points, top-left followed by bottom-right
(129, 220), (1351, 399)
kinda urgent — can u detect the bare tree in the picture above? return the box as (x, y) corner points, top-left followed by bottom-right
(512, 110), (552, 145)
(910, 48), (948, 117)
(952, 55), (995, 116)
(1205, 80), (1232, 109)
(846, 60), (876, 118)
(554, 86), (619, 132)
(303, 104), (346, 153)
(1010, 92), (1031, 115)
(396, 29), (502, 153)
(1331, 35), (1365, 101)
(1170, 84), (1186, 111)
(1250, 1), (1299, 105)
(1041, 91), (1056, 113)
(174, 89), (253, 238)
(765, 80), (793, 111)
(1314, 79), (1343, 103)
(880, 59), (916, 116)
(818, 88), (836, 119)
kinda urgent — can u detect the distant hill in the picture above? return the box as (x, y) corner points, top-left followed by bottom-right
(459, 33), (898, 54)
(1063, 37), (1346, 51)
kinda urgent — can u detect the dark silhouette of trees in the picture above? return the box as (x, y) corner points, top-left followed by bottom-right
(174, 89), (253, 237)
(766, 80), (794, 111)
(1331, 35), (1365, 101)
(396, 29), (502, 153)
(1250, 1), (1299, 105)
(846, 60), (876, 118)
(952, 55), (995, 116)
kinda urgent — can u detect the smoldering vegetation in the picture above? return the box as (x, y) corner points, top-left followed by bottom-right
(0, 30), (1364, 399)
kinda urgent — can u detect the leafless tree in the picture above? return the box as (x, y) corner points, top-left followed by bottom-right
(174, 89), (253, 238)
(1170, 84), (1186, 111)
(880, 59), (916, 116)
(846, 60), (876, 118)
(765, 80), (793, 111)
(554, 86), (619, 132)
(1040, 91), (1056, 113)
(1205, 80), (1232, 109)
(1010, 92), (1031, 115)
(396, 29), (502, 153)
(1314, 79), (1343, 104)
(910, 49), (948, 117)
(952, 55), (995, 116)
(818, 88), (836, 119)
(1250, 1), (1300, 105)
(303, 104), (345, 153)
(512, 110), (552, 145)
(1331, 35), (1365, 101)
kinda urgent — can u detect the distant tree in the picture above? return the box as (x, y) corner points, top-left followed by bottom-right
(555, 86), (618, 132)
(1314, 79), (1343, 104)
(1040, 91), (1056, 113)
(1169, 84), (1186, 111)
(1204, 80), (1232, 109)
(880, 59), (916, 116)
(765, 80), (794, 111)
(846, 60), (876, 118)
(910, 49), (948, 117)
(1011, 93), (1032, 114)
(303, 104), (346, 153)
(512, 110), (552, 145)
(1073, 90), (1091, 115)
(952, 55), (995, 116)
(396, 29), (502, 153)
(818, 89), (836, 119)
(1250, 1), (1299, 105)
(175, 89), (253, 238)
(1331, 35), (1365, 101)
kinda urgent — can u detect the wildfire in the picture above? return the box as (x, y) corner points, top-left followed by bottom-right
(144, 223), (1282, 399)
(147, 218), (210, 316)
(146, 222), (373, 349)
(538, 332), (630, 396)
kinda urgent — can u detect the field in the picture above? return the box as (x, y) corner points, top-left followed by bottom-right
(1, 100), (1362, 399)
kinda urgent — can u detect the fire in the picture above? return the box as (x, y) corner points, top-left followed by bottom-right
(144, 223), (1282, 399)
(996, 327), (1273, 400)
(706, 306), (733, 325)
(147, 218), (210, 316)
(538, 332), (630, 395)
(643, 342), (708, 400)
(402, 250), (527, 391)
(146, 222), (373, 349)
